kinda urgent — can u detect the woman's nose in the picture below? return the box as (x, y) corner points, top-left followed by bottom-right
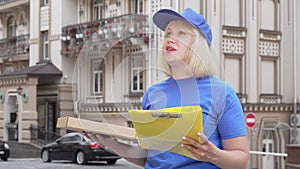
(167, 36), (175, 44)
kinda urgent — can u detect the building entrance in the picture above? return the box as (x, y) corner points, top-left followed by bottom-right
(262, 129), (274, 169)
(4, 92), (22, 142)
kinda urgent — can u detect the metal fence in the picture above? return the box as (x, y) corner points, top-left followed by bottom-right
(30, 124), (60, 147)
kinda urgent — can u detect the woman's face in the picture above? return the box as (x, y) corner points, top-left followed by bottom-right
(163, 21), (194, 66)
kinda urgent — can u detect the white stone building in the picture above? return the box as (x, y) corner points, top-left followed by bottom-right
(0, 0), (299, 168)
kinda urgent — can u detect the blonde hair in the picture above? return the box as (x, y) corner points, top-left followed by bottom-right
(161, 20), (216, 78)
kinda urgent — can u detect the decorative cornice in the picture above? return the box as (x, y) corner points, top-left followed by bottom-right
(80, 102), (299, 114)
(222, 26), (247, 38)
(259, 30), (281, 41)
(80, 102), (142, 113)
(0, 77), (27, 86)
(242, 103), (295, 113)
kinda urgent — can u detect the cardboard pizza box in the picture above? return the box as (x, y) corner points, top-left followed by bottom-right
(56, 116), (137, 141)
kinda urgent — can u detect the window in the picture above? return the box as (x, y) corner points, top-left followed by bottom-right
(131, 0), (143, 14)
(93, 60), (104, 94)
(261, 58), (277, 94)
(225, 55), (243, 93)
(131, 55), (143, 92)
(8, 17), (16, 38)
(61, 135), (82, 143)
(259, 37), (280, 96)
(222, 28), (247, 95)
(43, 0), (49, 6)
(94, 0), (104, 20)
(42, 31), (49, 59)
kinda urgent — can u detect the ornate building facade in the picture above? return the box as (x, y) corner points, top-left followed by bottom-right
(0, 0), (299, 168)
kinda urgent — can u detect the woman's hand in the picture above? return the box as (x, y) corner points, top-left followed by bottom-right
(182, 132), (249, 169)
(181, 132), (220, 163)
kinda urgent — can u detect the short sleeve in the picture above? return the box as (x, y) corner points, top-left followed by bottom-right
(217, 90), (247, 140)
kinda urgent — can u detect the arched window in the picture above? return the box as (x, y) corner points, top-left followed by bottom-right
(258, 0), (281, 101)
(8, 16), (17, 38)
(260, 0), (279, 31)
(224, 0), (245, 27)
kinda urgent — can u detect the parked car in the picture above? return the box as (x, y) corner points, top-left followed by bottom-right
(41, 132), (121, 165)
(0, 140), (10, 161)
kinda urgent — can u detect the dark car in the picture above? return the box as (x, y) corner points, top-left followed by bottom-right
(0, 140), (10, 161)
(41, 132), (121, 165)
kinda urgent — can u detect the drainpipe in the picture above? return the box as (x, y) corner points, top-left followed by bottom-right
(147, 0), (152, 88)
(292, 0), (298, 144)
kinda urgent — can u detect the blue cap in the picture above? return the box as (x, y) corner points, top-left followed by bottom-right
(153, 8), (212, 46)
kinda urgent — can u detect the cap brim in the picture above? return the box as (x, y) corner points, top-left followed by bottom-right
(153, 9), (186, 31)
(153, 8), (212, 46)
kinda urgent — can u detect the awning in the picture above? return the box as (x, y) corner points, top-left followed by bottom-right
(0, 61), (62, 79)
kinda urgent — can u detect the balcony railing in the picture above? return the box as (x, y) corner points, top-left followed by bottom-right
(0, 0), (17, 5)
(61, 14), (148, 56)
(0, 34), (29, 58)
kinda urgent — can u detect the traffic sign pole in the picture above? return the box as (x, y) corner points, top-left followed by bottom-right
(245, 113), (256, 169)
(250, 128), (253, 169)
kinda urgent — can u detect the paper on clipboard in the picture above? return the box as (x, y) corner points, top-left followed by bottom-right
(129, 105), (203, 160)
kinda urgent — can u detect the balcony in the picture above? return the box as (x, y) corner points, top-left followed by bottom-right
(0, 0), (18, 5)
(0, 0), (29, 12)
(61, 14), (149, 57)
(0, 34), (29, 58)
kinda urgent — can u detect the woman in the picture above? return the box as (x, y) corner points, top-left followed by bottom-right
(87, 8), (249, 169)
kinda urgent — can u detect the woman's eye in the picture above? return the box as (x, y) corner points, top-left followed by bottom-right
(165, 32), (172, 37)
(179, 31), (186, 35)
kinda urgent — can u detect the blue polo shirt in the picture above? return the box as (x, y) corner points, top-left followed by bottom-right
(142, 76), (247, 169)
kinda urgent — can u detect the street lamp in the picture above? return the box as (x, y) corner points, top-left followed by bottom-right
(17, 86), (23, 95)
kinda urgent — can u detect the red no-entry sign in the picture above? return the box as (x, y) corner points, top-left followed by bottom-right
(245, 113), (256, 128)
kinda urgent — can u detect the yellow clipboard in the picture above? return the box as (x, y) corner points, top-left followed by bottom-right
(129, 106), (203, 160)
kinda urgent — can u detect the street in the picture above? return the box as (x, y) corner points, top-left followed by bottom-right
(0, 158), (143, 169)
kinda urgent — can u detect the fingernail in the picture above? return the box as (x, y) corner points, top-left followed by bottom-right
(197, 132), (201, 136)
(182, 136), (186, 140)
(180, 144), (184, 147)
